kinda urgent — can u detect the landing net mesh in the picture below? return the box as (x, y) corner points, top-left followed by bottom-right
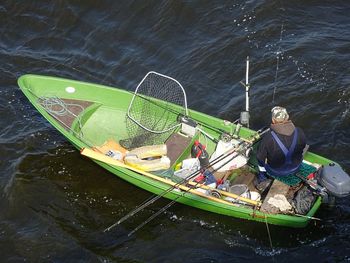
(120, 71), (188, 149)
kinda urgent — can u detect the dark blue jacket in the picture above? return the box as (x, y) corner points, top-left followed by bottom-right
(256, 121), (306, 176)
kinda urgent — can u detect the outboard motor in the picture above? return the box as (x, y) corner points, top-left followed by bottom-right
(317, 163), (350, 203)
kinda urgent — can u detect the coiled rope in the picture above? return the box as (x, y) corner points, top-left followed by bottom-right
(39, 96), (85, 138)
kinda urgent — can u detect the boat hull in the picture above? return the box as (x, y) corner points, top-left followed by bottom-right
(18, 74), (329, 228)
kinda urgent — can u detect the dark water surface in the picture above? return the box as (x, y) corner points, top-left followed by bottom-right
(1, 0), (350, 262)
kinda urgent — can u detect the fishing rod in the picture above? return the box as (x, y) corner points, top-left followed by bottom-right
(239, 56), (250, 128)
(134, 93), (233, 138)
(131, 92), (253, 145)
(105, 126), (269, 232)
(104, 138), (251, 232)
(127, 147), (252, 236)
(130, 57), (254, 136)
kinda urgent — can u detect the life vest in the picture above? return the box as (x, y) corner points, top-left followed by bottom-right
(265, 128), (301, 176)
(124, 144), (171, 171)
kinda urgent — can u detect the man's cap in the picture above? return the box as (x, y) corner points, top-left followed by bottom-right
(271, 106), (289, 122)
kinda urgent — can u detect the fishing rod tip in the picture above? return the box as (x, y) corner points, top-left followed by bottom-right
(103, 228), (109, 233)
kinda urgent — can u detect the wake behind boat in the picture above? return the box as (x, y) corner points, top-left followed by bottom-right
(17, 69), (350, 230)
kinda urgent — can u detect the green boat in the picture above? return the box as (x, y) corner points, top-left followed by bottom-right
(17, 71), (350, 229)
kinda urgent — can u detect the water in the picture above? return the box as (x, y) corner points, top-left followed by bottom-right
(1, 0), (350, 262)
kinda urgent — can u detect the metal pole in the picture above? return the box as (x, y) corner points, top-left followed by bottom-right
(240, 56), (251, 128)
(245, 56), (250, 112)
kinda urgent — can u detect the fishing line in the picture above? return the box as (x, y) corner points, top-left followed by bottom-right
(272, 23), (284, 105)
(264, 215), (275, 261)
(271, 0), (286, 106)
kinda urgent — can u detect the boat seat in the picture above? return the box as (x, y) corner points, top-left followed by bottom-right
(165, 132), (193, 167)
(260, 180), (290, 214)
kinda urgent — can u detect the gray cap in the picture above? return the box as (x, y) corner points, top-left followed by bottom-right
(271, 106), (289, 122)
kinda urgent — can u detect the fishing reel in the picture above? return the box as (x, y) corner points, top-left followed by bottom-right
(208, 189), (222, 199)
(244, 146), (252, 158)
(220, 132), (232, 143)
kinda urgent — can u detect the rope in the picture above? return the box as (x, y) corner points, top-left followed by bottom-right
(39, 96), (85, 138)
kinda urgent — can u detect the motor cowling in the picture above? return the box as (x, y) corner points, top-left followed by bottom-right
(317, 163), (350, 198)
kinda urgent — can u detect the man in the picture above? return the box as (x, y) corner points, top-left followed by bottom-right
(255, 106), (307, 191)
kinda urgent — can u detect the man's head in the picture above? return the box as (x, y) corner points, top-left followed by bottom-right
(271, 106), (289, 123)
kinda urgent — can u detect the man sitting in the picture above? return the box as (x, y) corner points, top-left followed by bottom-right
(255, 106), (307, 191)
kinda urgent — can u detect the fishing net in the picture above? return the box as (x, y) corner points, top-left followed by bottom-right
(120, 71), (188, 149)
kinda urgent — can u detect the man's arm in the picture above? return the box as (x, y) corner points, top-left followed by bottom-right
(256, 136), (268, 172)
